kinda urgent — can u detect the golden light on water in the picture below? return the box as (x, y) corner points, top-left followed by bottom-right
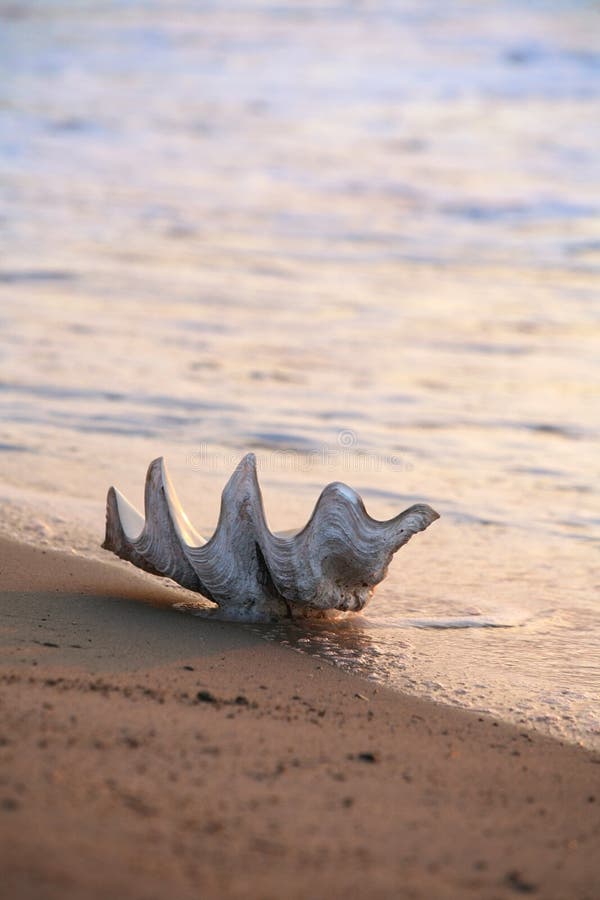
(0, 0), (598, 746)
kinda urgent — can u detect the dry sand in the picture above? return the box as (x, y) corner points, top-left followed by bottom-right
(0, 536), (598, 900)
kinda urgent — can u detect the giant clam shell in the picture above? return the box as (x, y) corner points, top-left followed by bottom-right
(102, 453), (439, 619)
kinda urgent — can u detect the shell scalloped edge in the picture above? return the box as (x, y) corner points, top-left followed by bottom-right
(102, 453), (439, 621)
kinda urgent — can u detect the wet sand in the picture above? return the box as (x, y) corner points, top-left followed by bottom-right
(0, 536), (598, 899)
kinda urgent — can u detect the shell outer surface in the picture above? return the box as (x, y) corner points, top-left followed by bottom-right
(102, 454), (439, 620)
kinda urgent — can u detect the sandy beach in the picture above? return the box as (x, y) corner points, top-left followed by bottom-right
(0, 536), (598, 900)
(1, 3), (599, 897)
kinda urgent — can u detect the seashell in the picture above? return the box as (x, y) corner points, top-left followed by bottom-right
(102, 453), (439, 620)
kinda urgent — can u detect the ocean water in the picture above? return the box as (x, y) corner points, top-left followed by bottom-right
(0, 1), (599, 747)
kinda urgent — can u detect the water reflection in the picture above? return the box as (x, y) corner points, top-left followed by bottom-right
(249, 606), (523, 685)
(253, 614), (404, 685)
(246, 607), (600, 749)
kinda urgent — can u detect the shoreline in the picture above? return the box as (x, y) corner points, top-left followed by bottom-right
(1, 534), (599, 898)
(1, 465), (597, 753)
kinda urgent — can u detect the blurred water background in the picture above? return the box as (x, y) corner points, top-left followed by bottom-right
(0, 0), (598, 746)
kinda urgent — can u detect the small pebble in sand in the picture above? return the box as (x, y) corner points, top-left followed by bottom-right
(506, 869), (537, 893)
(356, 752), (378, 764)
(196, 690), (217, 704)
